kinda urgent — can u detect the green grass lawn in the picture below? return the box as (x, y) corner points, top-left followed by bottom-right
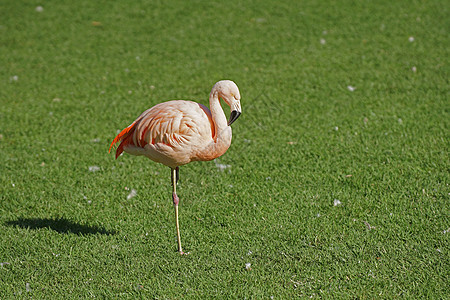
(1, 0), (448, 298)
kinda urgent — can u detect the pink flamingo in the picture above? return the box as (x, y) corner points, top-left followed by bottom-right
(109, 80), (241, 254)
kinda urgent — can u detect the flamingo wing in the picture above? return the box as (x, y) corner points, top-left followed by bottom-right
(109, 100), (213, 161)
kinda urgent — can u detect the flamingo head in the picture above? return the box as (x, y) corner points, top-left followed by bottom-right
(212, 80), (242, 126)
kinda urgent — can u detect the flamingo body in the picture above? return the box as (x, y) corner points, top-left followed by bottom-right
(109, 80), (241, 254)
(110, 100), (231, 168)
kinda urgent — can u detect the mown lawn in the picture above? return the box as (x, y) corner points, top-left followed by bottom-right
(0, 0), (448, 298)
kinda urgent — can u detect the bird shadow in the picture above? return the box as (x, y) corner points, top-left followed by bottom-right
(5, 217), (116, 235)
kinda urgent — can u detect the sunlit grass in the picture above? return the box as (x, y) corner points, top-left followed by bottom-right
(0, 0), (448, 298)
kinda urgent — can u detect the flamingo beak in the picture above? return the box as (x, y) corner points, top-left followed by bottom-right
(228, 110), (241, 126)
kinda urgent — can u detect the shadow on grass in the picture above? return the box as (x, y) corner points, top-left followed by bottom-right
(5, 217), (116, 235)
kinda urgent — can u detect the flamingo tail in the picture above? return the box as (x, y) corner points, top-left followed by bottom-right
(109, 122), (136, 159)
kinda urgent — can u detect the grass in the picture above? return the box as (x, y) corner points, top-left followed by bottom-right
(0, 0), (448, 298)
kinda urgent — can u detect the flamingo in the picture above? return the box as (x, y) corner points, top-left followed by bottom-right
(109, 80), (242, 254)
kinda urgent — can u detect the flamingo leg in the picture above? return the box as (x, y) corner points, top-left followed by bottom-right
(171, 167), (185, 254)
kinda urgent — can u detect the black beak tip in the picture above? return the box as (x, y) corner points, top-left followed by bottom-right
(228, 110), (241, 126)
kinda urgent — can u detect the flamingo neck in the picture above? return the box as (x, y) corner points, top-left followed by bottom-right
(192, 91), (231, 161)
(209, 91), (228, 134)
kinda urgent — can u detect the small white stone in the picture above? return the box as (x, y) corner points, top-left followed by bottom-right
(408, 36), (414, 42)
(216, 163), (231, 171)
(127, 189), (137, 200)
(35, 6), (44, 12)
(320, 38), (326, 45)
(10, 75), (18, 81)
(88, 166), (100, 172)
(411, 66), (417, 72)
(214, 160), (231, 172)
(334, 126), (339, 131)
